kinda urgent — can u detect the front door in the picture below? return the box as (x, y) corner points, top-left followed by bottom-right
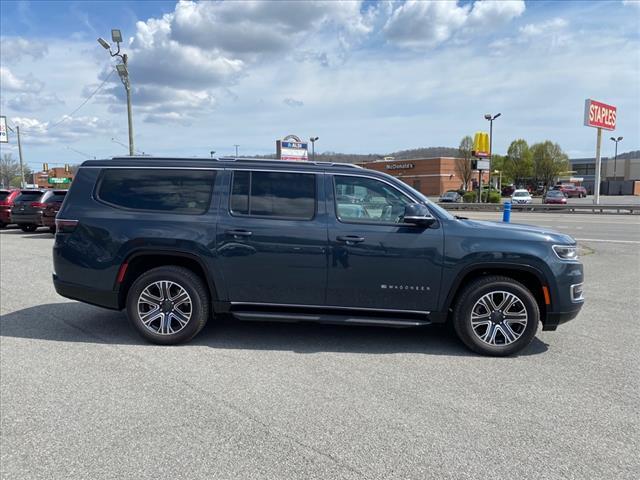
(326, 174), (443, 312)
(216, 169), (327, 305)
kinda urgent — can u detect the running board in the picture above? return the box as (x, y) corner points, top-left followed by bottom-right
(232, 311), (431, 327)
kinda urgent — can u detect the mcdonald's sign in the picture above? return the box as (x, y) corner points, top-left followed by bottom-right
(472, 132), (490, 158)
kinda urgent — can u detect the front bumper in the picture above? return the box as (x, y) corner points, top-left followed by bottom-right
(543, 305), (582, 331)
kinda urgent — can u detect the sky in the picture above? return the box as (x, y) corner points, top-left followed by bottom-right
(0, 0), (639, 169)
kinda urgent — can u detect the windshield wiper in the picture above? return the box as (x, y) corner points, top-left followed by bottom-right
(455, 215), (468, 220)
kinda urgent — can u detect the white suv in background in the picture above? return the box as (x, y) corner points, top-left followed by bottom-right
(511, 189), (533, 204)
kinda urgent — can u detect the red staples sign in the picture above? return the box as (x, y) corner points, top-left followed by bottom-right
(584, 99), (617, 130)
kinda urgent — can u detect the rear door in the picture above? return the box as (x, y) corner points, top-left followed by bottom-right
(216, 169), (327, 305)
(326, 174), (444, 313)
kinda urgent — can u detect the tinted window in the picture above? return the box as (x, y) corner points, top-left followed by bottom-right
(334, 176), (413, 224)
(0, 192), (9, 201)
(46, 191), (67, 203)
(230, 171), (315, 219)
(15, 191), (44, 202)
(98, 169), (215, 214)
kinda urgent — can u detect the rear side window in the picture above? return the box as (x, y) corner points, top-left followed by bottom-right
(15, 191), (44, 202)
(230, 171), (315, 220)
(97, 169), (216, 214)
(0, 192), (10, 201)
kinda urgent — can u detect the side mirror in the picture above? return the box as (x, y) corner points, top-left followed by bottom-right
(402, 203), (436, 227)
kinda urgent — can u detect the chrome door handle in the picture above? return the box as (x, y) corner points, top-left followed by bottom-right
(336, 235), (365, 245)
(226, 229), (253, 239)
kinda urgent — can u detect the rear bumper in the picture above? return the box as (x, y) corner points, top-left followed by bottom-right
(11, 212), (42, 225)
(42, 215), (56, 227)
(53, 274), (120, 310)
(0, 209), (11, 223)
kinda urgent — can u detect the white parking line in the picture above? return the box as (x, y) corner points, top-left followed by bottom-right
(575, 238), (640, 245)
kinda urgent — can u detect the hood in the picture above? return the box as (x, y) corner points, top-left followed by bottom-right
(460, 219), (576, 245)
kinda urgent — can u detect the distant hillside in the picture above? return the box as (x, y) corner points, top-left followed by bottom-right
(251, 146), (460, 163)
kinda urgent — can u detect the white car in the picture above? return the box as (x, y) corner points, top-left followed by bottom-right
(511, 189), (532, 204)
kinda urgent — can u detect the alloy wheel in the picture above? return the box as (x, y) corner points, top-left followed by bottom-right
(470, 290), (528, 346)
(137, 280), (192, 335)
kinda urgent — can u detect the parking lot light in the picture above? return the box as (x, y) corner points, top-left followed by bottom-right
(97, 37), (111, 50)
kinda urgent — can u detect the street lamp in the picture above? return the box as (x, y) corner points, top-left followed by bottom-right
(210, 150), (216, 158)
(309, 136), (319, 161)
(609, 136), (623, 180)
(98, 29), (134, 156)
(234, 144), (240, 157)
(484, 113), (501, 201)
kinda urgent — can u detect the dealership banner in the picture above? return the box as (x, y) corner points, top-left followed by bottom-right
(583, 99), (616, 130)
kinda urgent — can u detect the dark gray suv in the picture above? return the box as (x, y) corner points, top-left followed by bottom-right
(52, 157), (584, 356)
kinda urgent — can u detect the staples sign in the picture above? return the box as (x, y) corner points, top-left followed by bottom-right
(584, 99), (617, 131)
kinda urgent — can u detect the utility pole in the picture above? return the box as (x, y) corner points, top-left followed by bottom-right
(98, 29), (134, 156)
(16, 126), (26, 188)
(234, 144), (239, 157)
(484, 113), (501, 202)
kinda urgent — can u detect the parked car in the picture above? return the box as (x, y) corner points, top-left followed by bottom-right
(501, 185), (515, 197)
(439, 191), (462, 203)
(10, 189), (53, 232)
(543, 190), (568, 204)
(0, 189), (21, 229)
(511, 189), (533, 204)
(41, 190), (68, 233)
(53, 157), (583, 356)
(574, 186), (587, 198)
(552, 184), (583, 198)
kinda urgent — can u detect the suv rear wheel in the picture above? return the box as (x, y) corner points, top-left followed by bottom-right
(20, 224), (37, 232)
(453, 276), (539, 356)
(126, 266), (210, 345)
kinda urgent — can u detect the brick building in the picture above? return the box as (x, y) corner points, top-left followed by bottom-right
(363, 157), (481, 196)
(33, 167), (74, 189)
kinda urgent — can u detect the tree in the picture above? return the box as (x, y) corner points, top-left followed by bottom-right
(0, 154), (22, 188)
(531, 141), (569, 192)
(505, 139), (533, 187)
(456, 136), (474, 191)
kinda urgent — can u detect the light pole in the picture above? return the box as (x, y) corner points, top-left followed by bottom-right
(234, 145), (240, 157)
(310, 136), (319, 161)
(484, 113), (501, 201)
(210, 150), (216, 159)
(98, 29), (134, 156)
(609, 136), (623, 180)
(493, 169), (502, 193)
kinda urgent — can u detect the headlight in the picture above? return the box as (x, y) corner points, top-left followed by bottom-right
(552, 244), (578, 260)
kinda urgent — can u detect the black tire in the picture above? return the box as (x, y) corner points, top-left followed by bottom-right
(126, 266), (210, 345)
(452, 275), (539, 356)
(20, 224), (37, 232)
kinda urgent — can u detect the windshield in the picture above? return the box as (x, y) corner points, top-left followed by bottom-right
(513, 191), (529, 197)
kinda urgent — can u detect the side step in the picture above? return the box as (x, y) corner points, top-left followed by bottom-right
(232, 311), (430, 328)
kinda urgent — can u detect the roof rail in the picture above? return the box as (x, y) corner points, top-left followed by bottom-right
(110, 156), (363, 168)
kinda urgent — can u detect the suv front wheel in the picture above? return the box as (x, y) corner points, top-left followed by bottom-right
(126, 266), (210, 345)
(453, 276), (539, 356)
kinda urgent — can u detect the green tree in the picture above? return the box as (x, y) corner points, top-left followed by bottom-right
(531, 141), (569, 192)
(456, 135), (474, 191)
(505, 139), (533, 187)
(1, 153), (21, 188)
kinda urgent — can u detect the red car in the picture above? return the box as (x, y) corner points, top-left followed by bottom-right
(543, 190), (568, 204)
(0, 189), (21, 229)
(41, 190), (68, 233)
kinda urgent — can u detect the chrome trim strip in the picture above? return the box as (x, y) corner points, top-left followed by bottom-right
(229, 302), (430, 315)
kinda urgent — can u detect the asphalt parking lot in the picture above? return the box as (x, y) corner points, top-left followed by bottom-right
(1, 217), (639, 480)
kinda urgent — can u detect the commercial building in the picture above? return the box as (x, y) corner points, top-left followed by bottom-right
(570, 153), (640, 195)
(33, 167), (73, 189)
(363, 157), (481, 196)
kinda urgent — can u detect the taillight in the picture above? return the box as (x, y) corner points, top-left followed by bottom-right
(55, 218), (78, 233)
(31, 202), (47, 208)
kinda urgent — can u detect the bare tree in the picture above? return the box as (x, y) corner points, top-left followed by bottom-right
(456, 136), (473, 191)
(0, 153), (21, 188)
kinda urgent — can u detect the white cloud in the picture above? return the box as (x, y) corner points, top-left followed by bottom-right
(6, 92), (64, 112)
(11, 115), (113, 145)
(520, 18), (568, 37)
(384, 0), (525, 49)
(0, 67), (44, 93)
(0, 37), (49, 64)
(283, 98), (304, 108)
(622, 0), (640, 9)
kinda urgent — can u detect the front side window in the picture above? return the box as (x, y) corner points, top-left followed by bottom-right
(334, 175), (413, 224)
(230, 171), (315, 220)
(97, 169), (215, 214)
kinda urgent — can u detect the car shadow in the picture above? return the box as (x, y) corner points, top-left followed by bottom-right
(0, 302), (549, 357)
